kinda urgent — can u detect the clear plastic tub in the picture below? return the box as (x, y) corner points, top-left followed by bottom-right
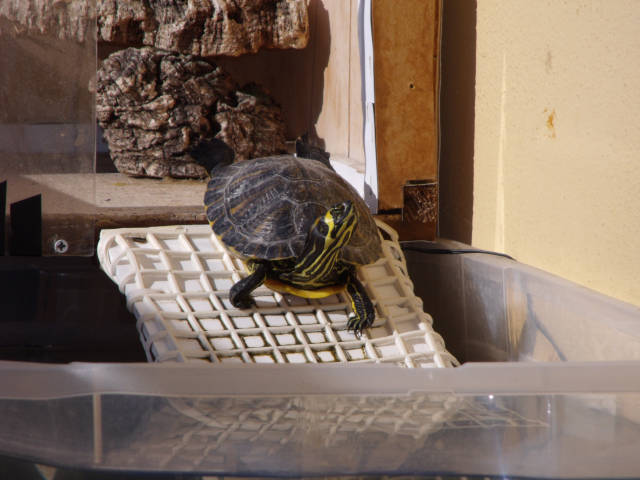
(404, 240), (640, 365)
(2, 245), (640, 478)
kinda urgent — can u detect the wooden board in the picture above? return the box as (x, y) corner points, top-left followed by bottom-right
(372, 0), (440, 211)
(348, 0), (366, 171)
(5, 173), (206, 255)
(216, 0), (365, 172)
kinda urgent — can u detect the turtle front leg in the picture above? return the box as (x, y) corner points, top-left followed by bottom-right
(345, 269), (375, 337)
(230, 261), (268, 309)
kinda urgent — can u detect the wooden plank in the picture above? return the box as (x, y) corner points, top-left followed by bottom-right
(215, 0), (366, 172)
(372, 0), (440, 211)
(348, 0), (365, 170)
(5, 173), (206, 255)
(313, 0), (351, 159)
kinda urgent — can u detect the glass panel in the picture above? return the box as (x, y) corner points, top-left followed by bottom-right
(0, 2), (96, 255)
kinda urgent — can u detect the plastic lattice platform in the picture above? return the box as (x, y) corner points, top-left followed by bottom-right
(97, 220), (458, 368)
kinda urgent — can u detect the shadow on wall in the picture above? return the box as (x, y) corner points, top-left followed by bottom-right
(438, 0), (477, 244)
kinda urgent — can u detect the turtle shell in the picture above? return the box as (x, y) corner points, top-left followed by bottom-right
(204, 155), (382, 265)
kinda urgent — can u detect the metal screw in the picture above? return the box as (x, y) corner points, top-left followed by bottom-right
(54, 239), (69, 254)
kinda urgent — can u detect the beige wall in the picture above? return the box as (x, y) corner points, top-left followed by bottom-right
(473, 0), (640, 306)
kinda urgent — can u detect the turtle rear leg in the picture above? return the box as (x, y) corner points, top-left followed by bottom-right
(230, 261), (268, 309)
(345, 270), (375, 337)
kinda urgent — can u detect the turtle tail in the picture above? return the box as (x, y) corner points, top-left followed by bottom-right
(188, 138), (235, 177)
(295, 133), (334, 171)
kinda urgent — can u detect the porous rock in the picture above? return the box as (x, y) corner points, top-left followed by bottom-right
(1, 1), (308, 56)
(98, 0), (309, 56)
(97, 47), (287, 178)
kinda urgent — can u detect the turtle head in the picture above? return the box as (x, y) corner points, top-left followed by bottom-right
(311, 201), (358, 249)
(289, 202), (358, 285)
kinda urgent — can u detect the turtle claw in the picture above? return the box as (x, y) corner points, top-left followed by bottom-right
(345, 271), (375, 338)
(231, 295), (255, 310)
(347, 314), (369, 338)
(230, 284), (256, 309)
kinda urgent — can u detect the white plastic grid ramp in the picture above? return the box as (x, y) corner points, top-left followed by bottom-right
(97, 220), (458, 368)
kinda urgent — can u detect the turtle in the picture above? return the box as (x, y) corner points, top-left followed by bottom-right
(201, 148), (383, 336)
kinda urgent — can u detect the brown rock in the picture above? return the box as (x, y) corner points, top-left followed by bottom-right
(215, 84), (291, 161)
(98, 0), (309, 56)
(0, 0), (95, 42)
(2, 1), (308, 56)
(97, 47), (287, 178)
